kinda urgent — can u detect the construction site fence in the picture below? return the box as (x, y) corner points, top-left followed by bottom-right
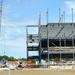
(0, 63), (75, 75)
(0, 63), (75, 68)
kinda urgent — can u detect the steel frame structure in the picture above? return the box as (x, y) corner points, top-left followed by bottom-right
(26, 23), (75, 63)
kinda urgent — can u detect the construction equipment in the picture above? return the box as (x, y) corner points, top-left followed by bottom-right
(25, 60), (36, 68)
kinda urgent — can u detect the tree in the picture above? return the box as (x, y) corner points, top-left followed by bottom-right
(0, 55), (26, 61)
(18, 58), (26, 61)
(8, 57), (15, 61)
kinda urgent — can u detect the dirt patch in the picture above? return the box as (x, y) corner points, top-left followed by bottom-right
(0, 68), (75, 75)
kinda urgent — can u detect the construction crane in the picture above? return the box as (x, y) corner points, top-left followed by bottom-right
(0, 0), (3, 34)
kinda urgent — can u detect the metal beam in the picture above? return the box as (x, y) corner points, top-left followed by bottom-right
(55, 24), (66, 37)
(67, 31), (73, 37)
(26, 25), (38, 27)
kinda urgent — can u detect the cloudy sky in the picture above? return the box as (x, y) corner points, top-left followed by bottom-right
(0, 0), (75, 58)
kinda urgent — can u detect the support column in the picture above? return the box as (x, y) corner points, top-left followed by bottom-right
(47, 25), (49, 63)
(72, 36), (74, 62)
(26, 26), (28, 59)
(60, 37), (61, 63)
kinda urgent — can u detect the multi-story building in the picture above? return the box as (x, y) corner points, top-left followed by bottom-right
(26, 23), (75, 63)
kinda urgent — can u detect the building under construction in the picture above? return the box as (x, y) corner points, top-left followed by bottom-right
(26, 23), (75, 63)
(26, 10), (75, 63)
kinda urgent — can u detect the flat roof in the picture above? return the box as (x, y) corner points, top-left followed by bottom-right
(40, 23), (75, 39)
(27, 23), (75, 43)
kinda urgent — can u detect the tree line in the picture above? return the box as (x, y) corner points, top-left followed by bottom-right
(0, 55), (26, 61)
